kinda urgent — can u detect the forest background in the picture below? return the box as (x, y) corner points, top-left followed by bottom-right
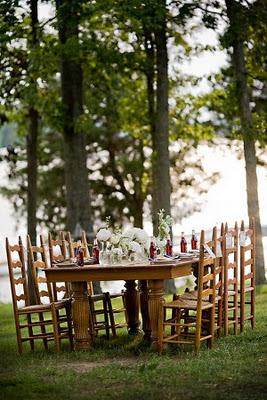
(0, 0), (266, 296)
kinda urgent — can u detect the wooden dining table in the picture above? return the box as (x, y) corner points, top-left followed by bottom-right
(44, 259), (196, 351)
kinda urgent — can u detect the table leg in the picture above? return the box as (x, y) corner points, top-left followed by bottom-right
(148, 279), (164, 349)
(71, 281), (91, 351)
(139, 280), (151, 341)
(124, 280), (140, 335)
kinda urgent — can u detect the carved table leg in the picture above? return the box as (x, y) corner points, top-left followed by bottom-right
(71, 281), (91, 351)
(148, 279), (165, 350)
(139, 280), (151, 341)
(124, 280), (140, 335)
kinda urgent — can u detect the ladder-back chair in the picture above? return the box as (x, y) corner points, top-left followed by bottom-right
(66, 231), (128, 338)
(6, 237), (73, 353)
(65, 231), (111, 338)
(214, 223), (224, 337)
(27, 235), (73, 351)
(223, 222), (239, 335)
(158, 228), (217, 353)
(178, 225), (223, 337)
(239, 218), (255, 332)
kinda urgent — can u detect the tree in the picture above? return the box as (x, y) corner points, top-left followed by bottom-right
(27, 0), (39, 248)
(185, 0), (266, 283)
(224, 0), (265, 284)
(56, 0), (93, 239)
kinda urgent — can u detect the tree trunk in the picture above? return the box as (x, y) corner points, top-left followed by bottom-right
(26, 0), (39, 304)
(153, 4), (171, 235)
(56, 0), (93, 240)
(143, 27), (157, 232)
(152, 0), (176, 293)
(225, 0), (266, 284)
(56, 1), (98, 292)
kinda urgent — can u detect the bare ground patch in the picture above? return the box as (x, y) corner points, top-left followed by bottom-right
(58, 357), (139, 373)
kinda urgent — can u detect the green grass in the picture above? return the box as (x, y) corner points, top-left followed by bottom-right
(1, 286), (267, 400)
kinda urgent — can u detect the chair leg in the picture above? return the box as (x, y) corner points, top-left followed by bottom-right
(234, 293), (238, 335)
(217, 299), (223, 337)
(207, 307), (215, 349)
(88, 299), (96, 339)
(103, 296), (110, 339)
(38, 312), (48, 350)
(27, 314), (35, 351)
(16, 316), (23, 354)
(106, 293), (116, 338)
(158, 300), (164, 354)
(122, 292), (129, 326)
(66, 302), (74, 351)
(51, 304), (60, 352)
(251, 291), (255, 329)
(224, 292), (229, 336)
(194, 309), (202, 353)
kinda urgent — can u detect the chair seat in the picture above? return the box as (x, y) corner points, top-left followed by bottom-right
(180, 290), (221, 303)
(238, 287), (254, 293)
(164, 297), (213, 310)
(18, 300), (70, 314)
(91, 293), (106, 301)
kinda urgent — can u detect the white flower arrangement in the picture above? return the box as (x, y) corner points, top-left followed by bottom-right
(96, 219), (149, 264)
(96, 228), (111, 242)
(96, 210), (172, 264)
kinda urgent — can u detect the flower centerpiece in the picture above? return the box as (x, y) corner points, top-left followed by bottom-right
(155, 209), (172, 256)
(96, 218), (150, 265)
(96, 217), (112, 265)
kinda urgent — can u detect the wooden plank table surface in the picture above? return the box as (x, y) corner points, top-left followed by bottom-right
(44, 259), (196, 351)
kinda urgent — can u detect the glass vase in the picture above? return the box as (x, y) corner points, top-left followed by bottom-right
(99, 243), (110, 266)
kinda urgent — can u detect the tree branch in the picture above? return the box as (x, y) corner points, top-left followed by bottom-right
(39, 16), (57, 30)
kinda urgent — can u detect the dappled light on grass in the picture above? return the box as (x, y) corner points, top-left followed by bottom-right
(1, 289), (267, 399)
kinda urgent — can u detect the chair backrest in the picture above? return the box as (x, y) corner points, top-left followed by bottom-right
(48, 231), (67, 266)
(66, 231), (90, 258)
(27, 234), (53, 304)
(240, 218), (255, 287)
(6, 237), (30, 313)
(197, 227), (217, 308)
(48, 232), (71, 300)
(224, 222), (239, 291)
(66, 231), (93, 295)
(215, 223), (225, 296)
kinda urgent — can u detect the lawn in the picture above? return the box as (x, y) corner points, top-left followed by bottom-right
(1, 286), (267, 400)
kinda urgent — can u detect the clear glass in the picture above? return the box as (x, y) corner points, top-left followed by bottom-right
(99, 243), (110, 266)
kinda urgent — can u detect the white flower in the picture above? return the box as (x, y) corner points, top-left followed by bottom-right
(123, 229), (135, 240)
(129, 241), (142, 254)
(111, 247), (123, 256)
(134, 228), (149, 244)
(110, 233), (122, 246)
(96, 228), (111, 242)
(119, 237), (131, 253)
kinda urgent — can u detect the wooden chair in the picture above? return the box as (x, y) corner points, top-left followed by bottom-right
(65, 231), (113, 338)
(67, 230), (128, 337)
(214, 223), (224, 337)
(158, 228), (217, 353)
(178, 225), (224, 337)
(223, 222), (239, 335)
(6, 236), (73, 353)
(239, 218), (255, 332)
(27, 235), (74, 351)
